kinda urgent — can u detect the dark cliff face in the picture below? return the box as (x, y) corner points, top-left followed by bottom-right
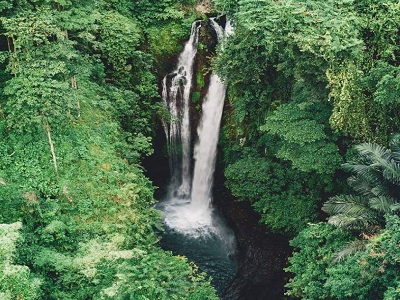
(191, 18), (218, 138)
(214, 161), (291, 300)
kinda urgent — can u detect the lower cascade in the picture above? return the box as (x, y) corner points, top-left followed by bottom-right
(157, 18), (237, 293)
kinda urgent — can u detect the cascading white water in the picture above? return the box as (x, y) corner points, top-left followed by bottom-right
(190, 19), (231, 214)
(190, 73), (226, 211)
(158, 18), (237, 293)
(159, 19), (234, 238)
(162, 21), (201, 198)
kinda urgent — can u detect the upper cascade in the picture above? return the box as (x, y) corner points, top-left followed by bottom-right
(190, 18), (230, 211)
(162, 21), (201, 199)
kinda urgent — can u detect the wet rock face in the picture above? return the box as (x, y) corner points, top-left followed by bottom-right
(190, 18), (220, 143)
(221, 202), (291, 300)
(195, 0), (212, 15)
(214, 166), (291, 300)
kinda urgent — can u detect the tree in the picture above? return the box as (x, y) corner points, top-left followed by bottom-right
(261, 101), (342, 174)
(324, 215), (400, 300)
(0, 222), (41, 300)
(286, 215), (400, 300)
(323, 135), (400, 231)
(224, 154), (321, 234)
(285, 222), (352, 299)
(0, 1), (220, 299)
(2, 12), (81, 175)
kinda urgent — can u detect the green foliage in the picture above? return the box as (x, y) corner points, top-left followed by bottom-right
(127, 0), (197, 66)
(261, 102), (341, 174)
(225, 155), (320, 234)
(287, 215), (400, 300)
(218, 0), (400, 160)
(355, 0), (400, 61)
(384, 281), (400, 300)
(364, 61), (400, 106)
(146, 21), (190, 60)
(1, 12), (79, 134)
(287, 138), (400, 299)
(218, 0), (400, 247)
(0, 222), (41, 300)
(0, 1), (219, 299)
(98, 251), (218, 300)
(196, 69), (205, 89)
(285, 222), (352, 299)
(0, 93), (217, 299)
(219, 3), (400, 297)
(192, 91), (201, 104)
(323, 135), (400, 231)
(0, 0), (12, 13)
(95, 10), (142, 72)
(324, 215), (400, 300)
(213, 0), (238, 14)
(130, 0), (198, 23)
(326, 0), (400, 141)
(217, 0), (360, 237)
(3, 49), (76, 133)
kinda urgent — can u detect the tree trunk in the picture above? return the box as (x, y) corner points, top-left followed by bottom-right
(71, 75), (80, 117)
(45, 121), (58, 176)
(7, 37), (16, 75)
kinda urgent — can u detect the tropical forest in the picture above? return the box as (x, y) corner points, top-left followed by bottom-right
(0, 0), (399, 299)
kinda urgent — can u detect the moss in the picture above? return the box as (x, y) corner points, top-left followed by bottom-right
(192, 91), (201, 103)
(196, 69), (206, 89)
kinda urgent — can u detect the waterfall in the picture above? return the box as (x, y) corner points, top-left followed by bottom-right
(159, 18), (234, 238)
(157, 18), (237, 294)
(162, 21), (201, 198)
(190, 19), (231, 211)
(190, 72), (226, 211)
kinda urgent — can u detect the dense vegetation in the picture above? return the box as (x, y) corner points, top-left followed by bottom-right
(215, 0), (400, 298)
(0, 1), (219, 299)
(2, 0), (400, 299)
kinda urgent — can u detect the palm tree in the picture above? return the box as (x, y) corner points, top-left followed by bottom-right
(322, 134), (400, 231)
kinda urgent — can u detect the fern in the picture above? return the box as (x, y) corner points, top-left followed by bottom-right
(323, 135), (400, 231)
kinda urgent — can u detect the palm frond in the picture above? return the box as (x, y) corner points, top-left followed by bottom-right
(348, 175), (379, 197)
(333, 240), (367, 263)
(390, 134), (400, 162)
(345, 163), (385, 189)
(323, 195), (368, 215)
(328, 139), (400, 231)
(343, 162), (371, 177)
(369, 184), (392, 198)
(328, 212), (379, 230)
(356, 143), (400, 184)
(323, 195), (381, 230)
(368, 196), (398, 213)
(355, 143), (391, 164)
(380, 160), (400, 184)
(390, 202), (400, 212)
